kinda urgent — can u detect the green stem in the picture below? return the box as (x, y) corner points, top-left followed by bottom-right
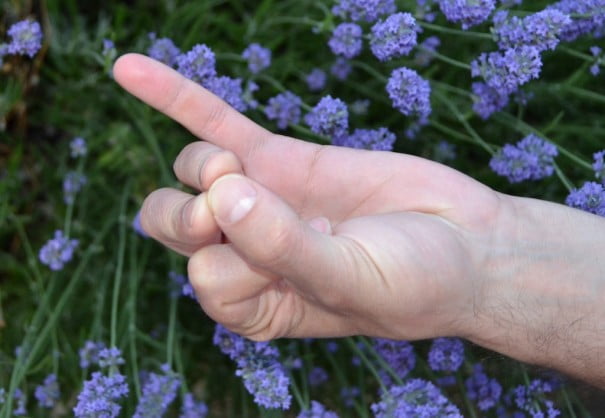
(418, 21), (493, 40)
(425, 47), (472, 70)
(561, 85), (605, 105)
(350, 60), (388, 83)
(559, 46), (600, 63)
(345, 337), (387, 392)
(110, 182), (131, 349)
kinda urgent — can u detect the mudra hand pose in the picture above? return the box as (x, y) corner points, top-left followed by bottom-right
(114, 54), (605, 389)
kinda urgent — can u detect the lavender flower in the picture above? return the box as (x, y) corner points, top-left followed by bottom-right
(79, 340), (106, 369)
(340, 386), (361, 407)
(416, 0), (438, 22)
(566, 182), (605, 216)
(349, 99), (370, 115)
(373, 338), (416, 386)
(370, 12), (419, 61)
(489, 134), (558, 183)
(206, 76), (248, 112)
(511, 379), (560, 417)
(305, 68), (327, 91)
(304, 95), (349, 141)
(371, 379), (462, 417)
(242, 43), (271, 74)
(590, 46), (603, 76)
(338, 127), (396, 151)
(329, 23), (363, 59)
(132, 211), (149, 238)
(39, 230), (79, 271)
(493, 9), (571, 52)
(414, 36), (440, 67)
(593, 150), (605, 181)
(264, 91), (302, 129)
(308, 366), (329, 386)
(35, 374), (60, 408)
(428, 337), (464, 372)
(70, 137), (87, 158)
(386, 67), (432, 121)
(176, 44), (217, 84)
(213, 324), (291, 409)
(297, 400), (339, 418)
(465, 364), (502, 411)
(148, 35), (181, 67)
(0, 388), (5, 404)
(434, 140), (457, 162)
(179, 393), (208, 418)
(168, 271), (197, 301)
(548, 0), (605, 42)
(133, 364), (180, 418)
(472, 81), (510, 119)
(332, 0), (397, 22)
(73, 372), (129, 418)
(13, 388), (27, 416)
(98, 347), (125, 369)
(243, 80), (259, 109)
(63, 171), (87, 204)
(102, 39), (116, 60)
(437, 0), (495, 29)
(471, 45), (543, 96)
(330, 57), (353, 80)
(7, 19), (43, 57)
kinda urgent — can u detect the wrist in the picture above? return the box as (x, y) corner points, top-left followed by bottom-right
(465, 193), (605, 385)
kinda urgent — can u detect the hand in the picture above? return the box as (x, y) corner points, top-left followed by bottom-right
(113, 54), (504, 341)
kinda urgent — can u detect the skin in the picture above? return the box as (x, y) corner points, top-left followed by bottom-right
(114, 53), (605, 389)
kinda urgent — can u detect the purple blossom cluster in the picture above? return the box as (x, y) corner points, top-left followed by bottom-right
(565, 182), (605, 216)
(176, 44), (217, 84)
(330, 57), (353, 80)
(34, 374), (60, 408)
(590, 46), (603, 76)
(148, 34), (181, 67)
(169, 271), (196, 300)
(489, 134), (558, 183)
(79, 340), (106, 369)
(73, 372), (129, 417)
(465, 364), (502, 411)
(437, 0), (496, 29)
(414, 36), (441, 67)
(297, 400), (339, 417)
(471, 45), (542, 96)
(308, 366), (329, 386)
(133, 364), (181, 418)
(242, 43), (272, 73)
(471, 82), (510, 120)
(372, 338), (416, 386)
(548, 0), (605, 42)
(370, 12), (419, 61)
(305, 68), (327, 91)
(304, 95), (349, 141)
(371, 379), (462, 417)
(70, 137), (87, 158)
(509, 379), (561, 417)
(39, 230), (79, 271)
(264, 91), (302, 129)
(338, 127), (396, 151)
(386, 67), (432, 122)
(63, 171), (87, 204)
(74, 346), (129, 417)
(213, 324), (292, 409)
(206, 75), (248, 112)
(6, 19), (43, 57)
(493, 9), (571, 52)
(332, 0), (397, 22)
(180, 393), (209, 418)
(593, 150), (605, 181)
(428, 337), (464, 372)
(329, 23), (363, 59)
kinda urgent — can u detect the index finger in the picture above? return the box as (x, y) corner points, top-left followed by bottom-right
(113, 53), (272, 161)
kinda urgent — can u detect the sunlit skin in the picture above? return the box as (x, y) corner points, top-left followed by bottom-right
(114, 53), (605, 389)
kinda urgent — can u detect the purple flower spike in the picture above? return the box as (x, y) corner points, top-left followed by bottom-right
(39, 230), (79, 271)
(329, 23), (363, 59)
(370, 12), (419, 61)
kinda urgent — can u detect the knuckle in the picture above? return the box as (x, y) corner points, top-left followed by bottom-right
(258, 217), (301, 268)
(203, 100), (229, 139)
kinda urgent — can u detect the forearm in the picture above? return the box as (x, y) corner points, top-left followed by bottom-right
(468, 194), (605, 388)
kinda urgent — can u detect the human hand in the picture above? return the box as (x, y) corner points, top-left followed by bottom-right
(113, 54), (504, 342)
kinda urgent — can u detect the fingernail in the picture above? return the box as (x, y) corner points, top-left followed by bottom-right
(209, 175), (257, 224)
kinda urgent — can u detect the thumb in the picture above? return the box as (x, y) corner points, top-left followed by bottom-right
(206, 174), (342, 294)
